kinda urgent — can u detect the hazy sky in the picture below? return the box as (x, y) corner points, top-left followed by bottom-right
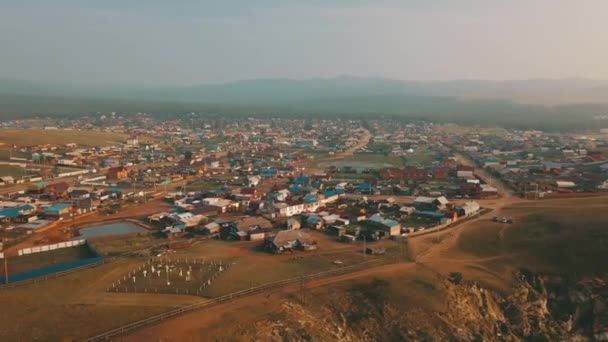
(1, 0), (607, 85)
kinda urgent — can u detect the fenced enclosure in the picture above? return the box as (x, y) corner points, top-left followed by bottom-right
(108, 257), (233, 296)
(84, 256), (400, 342)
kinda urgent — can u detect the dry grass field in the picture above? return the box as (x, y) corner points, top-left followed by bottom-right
(0, 129), (127, 146)
(0, 229), (403, 340)
(124, 196), (608, 341)
(1, 196), (606, 341)
(0, 164), (24, 178)
(161, 232), (405, 297)
(0, 258), (201, 341)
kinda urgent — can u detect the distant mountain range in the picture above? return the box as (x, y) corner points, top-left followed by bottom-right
(2, 77), (608, 105)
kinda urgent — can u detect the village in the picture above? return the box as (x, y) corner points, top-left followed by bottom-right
(1, 115), (608, 340)
(1, 116), (607, 287)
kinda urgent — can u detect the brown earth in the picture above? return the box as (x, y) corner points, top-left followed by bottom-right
(124, 196), (608, 341)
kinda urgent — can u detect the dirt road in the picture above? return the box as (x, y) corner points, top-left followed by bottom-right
(454, 152), (517, 201)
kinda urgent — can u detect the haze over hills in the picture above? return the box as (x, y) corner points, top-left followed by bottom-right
(2, 77), (608, 105)
(2, 77), (608, 131)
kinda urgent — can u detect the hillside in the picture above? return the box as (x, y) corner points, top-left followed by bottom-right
(126, 197), (608, 341)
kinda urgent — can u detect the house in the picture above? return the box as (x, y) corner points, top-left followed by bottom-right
(544, 162), (562, 173)
(202, 198), (238, 213)
(220, 216), (273, 240)
(367, 214), (401, 237)
(74, 198), (97, 214)
(273, 202), (305, 217)
(126, 136), (139, 146)
(457, 170), (475, 179)
(190, 205), (219, 217)
(287, 217), (301, 230)
(201, 222), (220, 235)
(358, 183), (374, 194)
(248, 175), (262, 187)
(44, 203), (73, 219)
(0, 204), (36, 223)
(399, 206), (415, 216)
(163, 224), (187, 239)
(108, 167), (129, 180)
(0, 176), (15, 184)
(45, 182), (70, 199)
(264, 230), (317, 254)
(480, 184), (499, 198)
(104, 158), (119, 168)
(320, 189), (343, 204)
(413, 196), (448, 211)
(70, 189), (90, 200)
(380, 167), (427, 181)
(306, 214), (323, 229)
(402, 167), (428, 180)
(274, 189), (290, 202)
(556, 181), (576, 188)
(169, 212), (205, 227)
(431, 167), (449, 179)
(261, 168), (278, 178)
(484, 158), (500, 168)
(457, 201), (480, 217)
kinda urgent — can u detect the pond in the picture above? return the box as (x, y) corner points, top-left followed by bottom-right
(75, 221), (147, 239)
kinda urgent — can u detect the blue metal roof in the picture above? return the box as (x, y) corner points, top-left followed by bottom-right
(415, 210), (445, 219)
(359, 183), (373, 190)
(303, 194), (318, 203)
(295, 176), (310, 185)
(261, 169), (277, 177)
(306, 215), (321, 224)
(44, 203), (72, 212)
(210, 188), (230, 195)
(0, 208), (20, 218)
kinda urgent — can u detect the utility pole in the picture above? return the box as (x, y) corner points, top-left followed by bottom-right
(3, 256), (8, 285)
(300, 274), (306, 306)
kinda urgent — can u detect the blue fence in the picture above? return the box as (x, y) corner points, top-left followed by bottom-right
(0, 257), (103, 285)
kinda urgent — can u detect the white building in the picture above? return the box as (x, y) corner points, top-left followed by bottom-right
(273, 202), (305, 217)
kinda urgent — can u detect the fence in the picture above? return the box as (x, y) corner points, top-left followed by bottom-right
(57, 170), (90, 178)
(17, 239), (87, 256)
(0, 257), (103, 285)
(0, 240), (176, 290)
(83, 257), (400, 342)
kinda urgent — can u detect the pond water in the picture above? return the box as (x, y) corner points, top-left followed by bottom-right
(76, 221), (147, 239)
